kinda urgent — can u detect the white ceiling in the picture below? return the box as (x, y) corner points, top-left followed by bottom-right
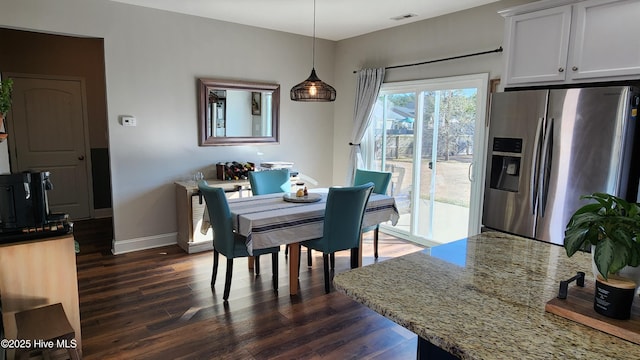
(109, 0), (501, 41)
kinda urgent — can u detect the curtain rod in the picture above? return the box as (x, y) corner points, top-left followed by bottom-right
(353, 46), (503, 73)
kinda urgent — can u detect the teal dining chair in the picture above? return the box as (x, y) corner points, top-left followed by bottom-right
(301, 182), (374, 293)
(248, 168), (291, 195)
(198, 180), (280, 301)
(248, 168), (309, 262)
(353, 169), (392, 258)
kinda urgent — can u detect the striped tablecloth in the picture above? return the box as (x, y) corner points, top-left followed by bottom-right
(202, 188), (399, 255)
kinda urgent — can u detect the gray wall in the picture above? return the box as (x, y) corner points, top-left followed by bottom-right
(330, 0), (534, 185)
(0, 0), (533, 252)
(0, 0), (337, 252)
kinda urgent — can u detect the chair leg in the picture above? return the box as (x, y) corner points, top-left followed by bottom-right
(323, 253), (330, 293)
(330, 253), (335, 270)
(255, 255), (261, 275)
(272, 252), (278, 292)
(307, 248), (313, 266)
(350, 248), (359, 269)
(374, 227), (379, 259)
(212, 249), (220, 288)
(223, 259), (234, 301)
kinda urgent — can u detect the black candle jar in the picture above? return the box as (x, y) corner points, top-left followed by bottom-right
(594, 274), (636, 320)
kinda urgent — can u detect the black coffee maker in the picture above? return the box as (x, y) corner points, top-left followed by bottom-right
(0, 171), (70, 240)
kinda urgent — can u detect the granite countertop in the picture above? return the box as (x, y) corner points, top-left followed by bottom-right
(333, 231), (640, 360)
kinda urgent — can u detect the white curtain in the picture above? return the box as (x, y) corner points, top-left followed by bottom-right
(347, 67), (385, 184)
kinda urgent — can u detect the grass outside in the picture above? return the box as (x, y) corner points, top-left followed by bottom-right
(386, 154), (472, 208)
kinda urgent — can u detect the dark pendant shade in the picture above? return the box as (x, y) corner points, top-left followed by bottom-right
(290, 69), (336, 102)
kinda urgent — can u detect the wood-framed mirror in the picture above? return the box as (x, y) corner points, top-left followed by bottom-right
(198, 78), (280, 146)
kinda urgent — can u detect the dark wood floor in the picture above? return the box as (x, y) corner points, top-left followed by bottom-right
(73, 219), (425, 359)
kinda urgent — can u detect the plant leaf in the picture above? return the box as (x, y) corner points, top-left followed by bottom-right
(564, 226), (589, 257)
(594, 238), (615, 279)
(565, 192), (640, 278)
(609, 240), (629, 275)
(609, 225), (634, 249)
(628, 242), (640, 267)
(569, 203), (604, 218)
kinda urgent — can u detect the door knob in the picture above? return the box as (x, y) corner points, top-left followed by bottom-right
(572, 66), (578, 71)
(558, 67), (564, 73)
(78, 155), (85, 160)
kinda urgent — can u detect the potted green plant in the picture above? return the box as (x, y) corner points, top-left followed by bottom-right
(564, 192), (640, 319)
(0, 78), (14, 142)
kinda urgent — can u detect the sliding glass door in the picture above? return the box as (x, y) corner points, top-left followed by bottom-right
(363, 74), (489, 246)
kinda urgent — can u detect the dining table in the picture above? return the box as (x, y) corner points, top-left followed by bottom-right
(201, 188), (400, 295)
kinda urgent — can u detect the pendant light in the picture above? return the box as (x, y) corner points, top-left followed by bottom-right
(290, 0), (336, 102)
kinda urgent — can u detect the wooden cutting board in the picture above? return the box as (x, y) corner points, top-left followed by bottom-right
(545, 280), (640, 344)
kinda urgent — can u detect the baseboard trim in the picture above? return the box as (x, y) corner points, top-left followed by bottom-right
(112, 232), (177, 254)
(178, 239), (213, 254)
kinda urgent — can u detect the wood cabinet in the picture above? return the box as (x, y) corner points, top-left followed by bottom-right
(501, 0), (640, 87)
(0, 234), (81, 359)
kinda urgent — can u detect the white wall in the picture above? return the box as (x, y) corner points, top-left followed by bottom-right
(330, 0), (534, 185)
(225, 90), (252, 136)
(0, 0), (337, 253)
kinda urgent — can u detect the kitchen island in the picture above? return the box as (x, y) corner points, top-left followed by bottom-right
(0, 233), (81, 359)
(333, 231), (640, 359)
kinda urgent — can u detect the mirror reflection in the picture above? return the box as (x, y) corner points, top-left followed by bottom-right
(198, 79), (280, 146)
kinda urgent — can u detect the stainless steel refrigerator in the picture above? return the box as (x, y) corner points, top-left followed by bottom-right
(483, 86), (640, 245)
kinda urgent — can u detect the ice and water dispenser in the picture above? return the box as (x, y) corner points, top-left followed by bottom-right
(489, 137), (523, 192)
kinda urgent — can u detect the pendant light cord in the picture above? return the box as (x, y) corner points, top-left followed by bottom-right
(312, 0), (316, 69)
(290, 0), (336, 101)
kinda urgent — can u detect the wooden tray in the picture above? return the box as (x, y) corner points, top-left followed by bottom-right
(282, 193), (322, 203)
(545, 280), (640, 344)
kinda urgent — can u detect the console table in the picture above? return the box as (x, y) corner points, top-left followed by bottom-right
(175, 179), (250, 253)
(175, 177), (299, 253)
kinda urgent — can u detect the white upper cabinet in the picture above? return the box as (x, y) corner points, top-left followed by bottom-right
(570, 0), (640, 80)
(501, 0), (640, 87)
(503, 5), (572, 85)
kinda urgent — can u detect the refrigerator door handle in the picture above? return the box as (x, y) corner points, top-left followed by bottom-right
(538, 117), (554, 218)
(530, 117), (544, 214)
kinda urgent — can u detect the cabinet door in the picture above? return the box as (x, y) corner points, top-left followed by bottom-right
(503, 5), (573, 85)
(569, 0), (640, 80)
